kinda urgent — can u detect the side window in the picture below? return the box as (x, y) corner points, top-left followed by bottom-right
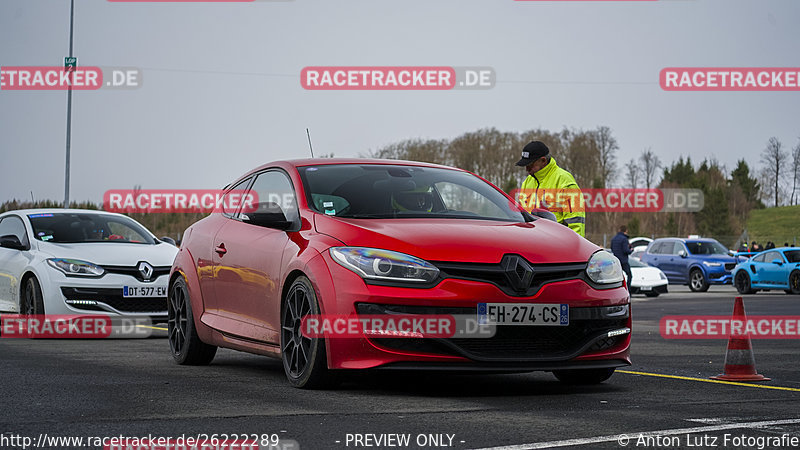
(752, 253), (766, 263)
(0, 216), (29, 248)
(249, 170), (299, 223)
(222, 178), (252, 218)
(765, 251), (783, 263)
(672, 242), (686, 255)
(649, 242), (664, 254)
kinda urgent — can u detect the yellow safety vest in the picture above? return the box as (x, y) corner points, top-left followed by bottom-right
(519, 158), (586, 237)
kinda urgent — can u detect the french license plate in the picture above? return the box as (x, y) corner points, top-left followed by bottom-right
(123, 285), (167, 298)
(640, 286), (652, 291)
(477, 303), (568, 326)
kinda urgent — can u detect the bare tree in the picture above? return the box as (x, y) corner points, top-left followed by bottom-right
(791, 139), (800, 206)
(625, 158), (640, 188)
(639, 147), (662, 189)
(594, 126), (618, 188)
(760, 137), (788, 207)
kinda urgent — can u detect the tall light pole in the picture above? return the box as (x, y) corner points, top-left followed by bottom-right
(63, 0), (75, 207)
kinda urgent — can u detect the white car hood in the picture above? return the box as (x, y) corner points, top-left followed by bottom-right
(631, 266), (666, 283)
(35, 241), (178, 267)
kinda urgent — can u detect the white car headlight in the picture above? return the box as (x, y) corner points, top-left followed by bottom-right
(702, 261), (721, 267)
(47, 258), (105, 277)
(330, 247), (439, 284)
(659, 272), (667, 280)
(586, 251), (624, 284)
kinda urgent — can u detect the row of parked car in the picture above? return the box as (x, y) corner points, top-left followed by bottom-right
(625, 236), (800, 295)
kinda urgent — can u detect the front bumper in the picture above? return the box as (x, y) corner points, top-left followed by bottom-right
(315, 251), (632, 371)
(707, 270), (733, 285)
(630, 282), (668, 295)
(41, 271), (169, 321)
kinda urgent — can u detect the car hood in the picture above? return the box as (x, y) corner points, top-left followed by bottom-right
(35, 241), (178, 266)
(631, 266), (665, 280)
(314, 214), (599, 264)
(692, 254), (736, 263)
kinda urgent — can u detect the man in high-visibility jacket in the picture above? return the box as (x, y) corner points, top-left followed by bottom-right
(516, 141), (586, 237)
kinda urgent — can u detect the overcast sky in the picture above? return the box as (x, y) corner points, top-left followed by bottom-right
(1, 0), (799, 204)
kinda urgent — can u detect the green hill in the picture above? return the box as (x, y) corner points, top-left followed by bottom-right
(745, 205), (800, 247)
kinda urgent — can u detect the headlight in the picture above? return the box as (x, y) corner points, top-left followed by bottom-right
(659, 272), (667, 280)
(586, 251), (623, 284)
(47, 258), (105, 277)
(330, 247), (439, 284)
(702, 261), (721, 267)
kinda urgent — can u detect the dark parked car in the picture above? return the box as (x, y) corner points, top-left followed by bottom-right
(640, 238), (735, 292)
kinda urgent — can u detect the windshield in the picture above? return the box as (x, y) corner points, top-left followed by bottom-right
(686, 241), (729, 255)
(629, 257), (649, 268)
(298, 164), (525, 222)
(28, 212), (156, 244)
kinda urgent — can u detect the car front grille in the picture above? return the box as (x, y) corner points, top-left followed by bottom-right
(101, 265), (171, 282)
(724, 263), (736, 271)
(431, 255), (587, 297)
(358, 303), (629, 362)
(61, 287), (167, 313)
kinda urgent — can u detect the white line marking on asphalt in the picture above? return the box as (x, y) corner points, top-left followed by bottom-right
(471, 418), (800, 449)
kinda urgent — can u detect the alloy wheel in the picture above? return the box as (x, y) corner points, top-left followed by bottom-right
(168, 282), (188, 356)
(282, 282), (313, 378)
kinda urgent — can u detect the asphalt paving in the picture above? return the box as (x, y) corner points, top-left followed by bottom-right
(1, 285), (799, 450)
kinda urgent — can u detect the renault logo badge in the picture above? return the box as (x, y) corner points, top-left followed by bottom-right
(137, 261), (154, 281)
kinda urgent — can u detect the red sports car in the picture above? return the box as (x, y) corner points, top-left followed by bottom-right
(168, 159), (630, 388)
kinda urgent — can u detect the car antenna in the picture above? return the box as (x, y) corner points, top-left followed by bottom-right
(306, 128), (315, 158)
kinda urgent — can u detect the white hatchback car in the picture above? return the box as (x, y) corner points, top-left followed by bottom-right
(0, 209), (177, 320)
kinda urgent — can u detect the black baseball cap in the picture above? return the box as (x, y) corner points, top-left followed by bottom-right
(516, 141), (550, 166)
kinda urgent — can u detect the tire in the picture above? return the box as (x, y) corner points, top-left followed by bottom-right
(168, 276), (217, 365)
(21, 276), (45, 316)
(553, 367), (616, 385)
(645, 292), (660, 298)
(734, 271), (756, 295)
(789, 270), (800, 295)
(281, 276), (332, 389)
(689, 269), (709, 292)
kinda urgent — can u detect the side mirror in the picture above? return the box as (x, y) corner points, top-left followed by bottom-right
(241, 202), (294, 230)
(0, 235), (26, 251)
(529, 208), (557, 222)
(772, 259), (783, 266)
(678, 250), (687, 258)
(159, 236), (177, 246)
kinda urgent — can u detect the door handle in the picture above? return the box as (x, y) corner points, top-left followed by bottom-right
(215, 243), (227, 256)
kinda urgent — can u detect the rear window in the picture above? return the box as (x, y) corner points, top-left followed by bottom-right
(28, 213), (155, 244)
(785, 250), (800, 263)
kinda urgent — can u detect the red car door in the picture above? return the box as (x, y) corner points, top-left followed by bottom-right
(211, 170), (299, 344)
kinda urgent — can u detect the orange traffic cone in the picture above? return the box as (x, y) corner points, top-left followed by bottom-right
(711, 296), (770, 382)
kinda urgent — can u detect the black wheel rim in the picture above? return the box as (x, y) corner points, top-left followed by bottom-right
(168, 283), (188, 355)
(282, 283), (313, 378)
(791, 273), (800, 292)
(735, 272), (749, 292)
(24, 283), (35, 316)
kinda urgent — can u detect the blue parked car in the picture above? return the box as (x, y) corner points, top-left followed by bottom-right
(732, 247), (800, 295)
(640, 238), (736, 292)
